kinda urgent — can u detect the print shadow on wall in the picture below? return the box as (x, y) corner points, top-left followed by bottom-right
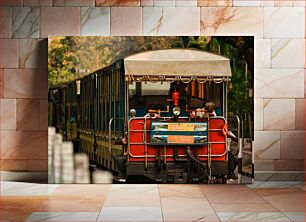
(48, 36), (254, 184)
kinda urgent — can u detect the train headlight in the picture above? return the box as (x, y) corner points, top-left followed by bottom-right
(173, 106), (181, 116)
(130, 109), (136, 117)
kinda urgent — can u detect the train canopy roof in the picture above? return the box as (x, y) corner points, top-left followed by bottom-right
(124, 49), (232, 81)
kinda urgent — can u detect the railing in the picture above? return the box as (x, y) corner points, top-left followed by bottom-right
(228, 114), (254, 183)
(127, 116), (228, 159)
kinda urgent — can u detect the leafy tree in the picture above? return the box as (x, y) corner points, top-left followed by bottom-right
(48, 36), (254, 136)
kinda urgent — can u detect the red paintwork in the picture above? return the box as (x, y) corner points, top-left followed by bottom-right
(128, 118), (227, 162)
(172, 92), (180, 106)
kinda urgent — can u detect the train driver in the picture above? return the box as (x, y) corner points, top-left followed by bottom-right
(144, 104), (159, 119)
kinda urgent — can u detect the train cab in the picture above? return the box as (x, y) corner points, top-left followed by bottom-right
(120, 49), (232, 183)
(49, 48), (245, 184)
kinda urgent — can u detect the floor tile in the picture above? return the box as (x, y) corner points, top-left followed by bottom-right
(248, 181), (304, 189)
(37, 196), (104, 212)
(283, 212), (305, 221)
(262, 193), (305, 212)
(97, 207), (163, 221)
(217, 212), (291, 221)
(161, 197), (219, 221)
(51, 184), (111, 199)
(199, 185), (266, 204)
(25, 212), (99, 221)
(254, 188), (304, 197)
(158, 184), (204, 198)
(0, 196), (47, 221)
(212, 203), (278, 212)
(103, 184), (160, 207)
(1, 181), (58, 196)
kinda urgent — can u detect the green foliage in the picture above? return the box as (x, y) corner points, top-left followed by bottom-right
(48, 36), (254, 135)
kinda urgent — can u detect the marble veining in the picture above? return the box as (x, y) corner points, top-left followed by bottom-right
(274, 0), (293, 6)
(254, 131), (280, 160)
(98, 207), (163, 221)
(161, 197), (219, 221)
(103, 184), (160, 207)
(1, 181), (58, 196)
(255, 69), (304, 98)
(200, 7), (263, 37)
(217, 212), (291, 221)
(3, 69), (48, 99)
(19, 39), (48, 68)
(254, 131), (280, 159)
(247, 180), (304, 189)
(255, 171), (305, 181)
(264, 7), (305, 38)
(19, 39), (38, 68)
(96, 0), (140, 6)
(158, 184), (204, 198)
(26, 212), (99, 221)
(81, 7), (110, 36)
(198, 0), (232, 6)
(283, 212), (305, 221)
(263, 99), (295, 130)
(53, 0), (95, 6)
(143, 7), (200, 35)
(146, 8), (164, 34)
(271, 39), (305, 68)
(12, 7), (39, 38)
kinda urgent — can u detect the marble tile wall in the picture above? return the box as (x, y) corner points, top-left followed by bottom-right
(0, 0), (304, 180)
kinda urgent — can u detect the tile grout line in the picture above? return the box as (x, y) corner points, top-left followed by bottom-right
(247, 186), (296, 221)
(157, 184), (165, 222)
(95, 184), (112, 221)
(256, 193), (296, 221)
(197, 184), (221, 222)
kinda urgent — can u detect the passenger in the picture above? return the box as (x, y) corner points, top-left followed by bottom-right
(227, 132), (238, 180)
(192, 101), (238, 180)
(144, 104), (158, 119)
(204, 101), (217, 118)
(189, 102), (206, 118)
(190, 101), (216, 118)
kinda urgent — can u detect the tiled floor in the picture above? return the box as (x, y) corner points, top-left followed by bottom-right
(0, 181), (305, 222)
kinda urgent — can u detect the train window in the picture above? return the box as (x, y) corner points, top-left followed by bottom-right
(129, 80), (223, 116)
(128, 82), (136, 97)
(128, 82), (170, 97)
(185, 81), (223, 112)
(141, 82), (170, 96)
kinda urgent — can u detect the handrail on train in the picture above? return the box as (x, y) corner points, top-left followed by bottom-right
(127, 116), (229, 160)
(228, 115), (243, 183)
(108, 117), (125, 157)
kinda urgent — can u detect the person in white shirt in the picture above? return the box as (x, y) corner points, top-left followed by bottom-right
(204, 101), (217, 118)
(144, 104), (158, 119)
(190, 102), (206, 118)
(190, 101), (217, 119)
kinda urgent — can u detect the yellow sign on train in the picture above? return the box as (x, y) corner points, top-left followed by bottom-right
(168, 123), (194, 131)
(168, 135), (194, 144)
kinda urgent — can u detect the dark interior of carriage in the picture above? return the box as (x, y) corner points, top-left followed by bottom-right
(128, 81), (224, 117)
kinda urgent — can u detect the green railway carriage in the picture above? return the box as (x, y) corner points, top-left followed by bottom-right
(49, 49), (252, 183)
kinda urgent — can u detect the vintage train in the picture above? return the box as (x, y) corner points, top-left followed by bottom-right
(49, 48), (242, 183)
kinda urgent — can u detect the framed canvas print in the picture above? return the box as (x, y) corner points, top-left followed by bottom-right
(48, 36), (254, 184)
